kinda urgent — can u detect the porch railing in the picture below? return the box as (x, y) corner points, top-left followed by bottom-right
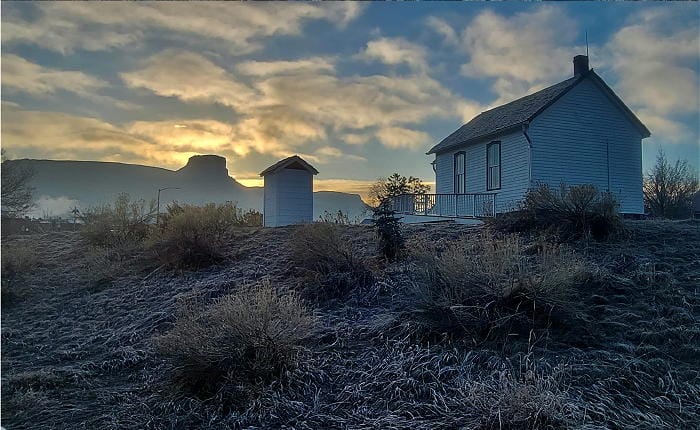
(388, 193), (497, 218)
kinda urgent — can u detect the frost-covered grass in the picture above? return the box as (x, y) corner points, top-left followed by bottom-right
(2, 220), (699, 429)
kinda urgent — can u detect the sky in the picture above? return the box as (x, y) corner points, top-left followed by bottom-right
(2, 2), (698, 196)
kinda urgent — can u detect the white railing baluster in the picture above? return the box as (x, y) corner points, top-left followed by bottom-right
(388, 193), (497, 219)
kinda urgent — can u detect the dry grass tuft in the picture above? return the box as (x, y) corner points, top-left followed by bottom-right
(155, 279), (316, 407)
(81, 246), (123, 292)
(468, 356), (576, 429)
(407, 233), (596, 339)
(289, 223), (373, 299)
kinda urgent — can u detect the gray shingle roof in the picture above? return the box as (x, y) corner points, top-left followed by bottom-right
(428, 70), (651, 155)
(259, 155), (319, 176)
(427, 75), (582, 154)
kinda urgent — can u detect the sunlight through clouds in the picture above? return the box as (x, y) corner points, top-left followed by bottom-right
(1, 1), (697, 183)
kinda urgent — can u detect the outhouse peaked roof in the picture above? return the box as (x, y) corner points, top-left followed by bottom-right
(259, 155), (319, 177)
(427, 70), (650, 155)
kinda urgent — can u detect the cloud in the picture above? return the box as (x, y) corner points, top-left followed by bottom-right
(2, 107), (153, 162)
(376, 127), (432, 150)
(455, 7), (582, 105)
(121, 50), (257, 108)
(30, 196), (81, 218)
(0, 106), (245, 169)
(604, 7), (699, 144)
(1, 54), (107, 96)
(360, 37), (428, 72)
(1, 54), (138, 110)
(342, 133), (372, 146)
(426, 16), (459, 46)
(122, 49), (468, 154)
(237, 58), (336, 76)
(299, 146), (366, 164)
(1, 2), (363, 55)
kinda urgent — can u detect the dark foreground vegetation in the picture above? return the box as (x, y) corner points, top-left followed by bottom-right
(2, 209), (699, 428)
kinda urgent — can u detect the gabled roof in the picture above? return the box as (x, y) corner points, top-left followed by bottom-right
(427, 70), (651, 155)
(259, 155), (319, 177)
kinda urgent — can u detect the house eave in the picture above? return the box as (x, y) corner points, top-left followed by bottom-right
(426, 125), (522, 155)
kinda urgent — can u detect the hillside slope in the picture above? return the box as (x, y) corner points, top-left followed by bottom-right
(1, 220), (699, 429)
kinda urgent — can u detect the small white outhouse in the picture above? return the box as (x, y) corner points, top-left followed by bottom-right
(260, 155), (318, 227)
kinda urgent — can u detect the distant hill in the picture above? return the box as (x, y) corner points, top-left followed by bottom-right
(4, 155), (370, 220)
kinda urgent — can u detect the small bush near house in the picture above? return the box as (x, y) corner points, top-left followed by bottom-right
(290, 223), (373, 299)
(490, 184), (624, 241)
(407, 233), (595, 340)
(155, 280), (316, 406)
(373, 202), (404, 261)
(148, 202), (250, 270)
(81, 193), (155, 248)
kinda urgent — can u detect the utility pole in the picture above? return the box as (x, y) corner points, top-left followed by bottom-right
(156, 187), (181, 224)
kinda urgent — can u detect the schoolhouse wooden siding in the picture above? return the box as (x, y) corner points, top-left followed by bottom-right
(529, 78), (645, 213)
(434, 130), (530, 213)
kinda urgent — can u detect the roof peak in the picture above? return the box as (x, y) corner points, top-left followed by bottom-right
(259, 155), (319, 177)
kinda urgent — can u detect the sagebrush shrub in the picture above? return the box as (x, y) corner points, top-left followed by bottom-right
(81, 193), (155, 248)
(490, 184), (624, 241)
(408, 233), (595, 338)
(148, 202), (256, 269)
(156, 280), (316, 404)
(290, 223), (372, 299)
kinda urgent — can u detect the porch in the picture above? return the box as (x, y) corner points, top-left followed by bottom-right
(388, 193), (497, 219)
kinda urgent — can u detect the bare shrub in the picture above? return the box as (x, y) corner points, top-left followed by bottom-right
(408, 233), (595, 338)
(148, 202), (251, 270)
(644, 149), (698, 219)
(289, 223), (373, 299)
(81, 193), (155, 248)
(155, 280), (316, 405)
(490, 184), (624, 241)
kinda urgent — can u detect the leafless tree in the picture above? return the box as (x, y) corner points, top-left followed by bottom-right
(643, 149), (698, 219)
(1, 149), (35, 217)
